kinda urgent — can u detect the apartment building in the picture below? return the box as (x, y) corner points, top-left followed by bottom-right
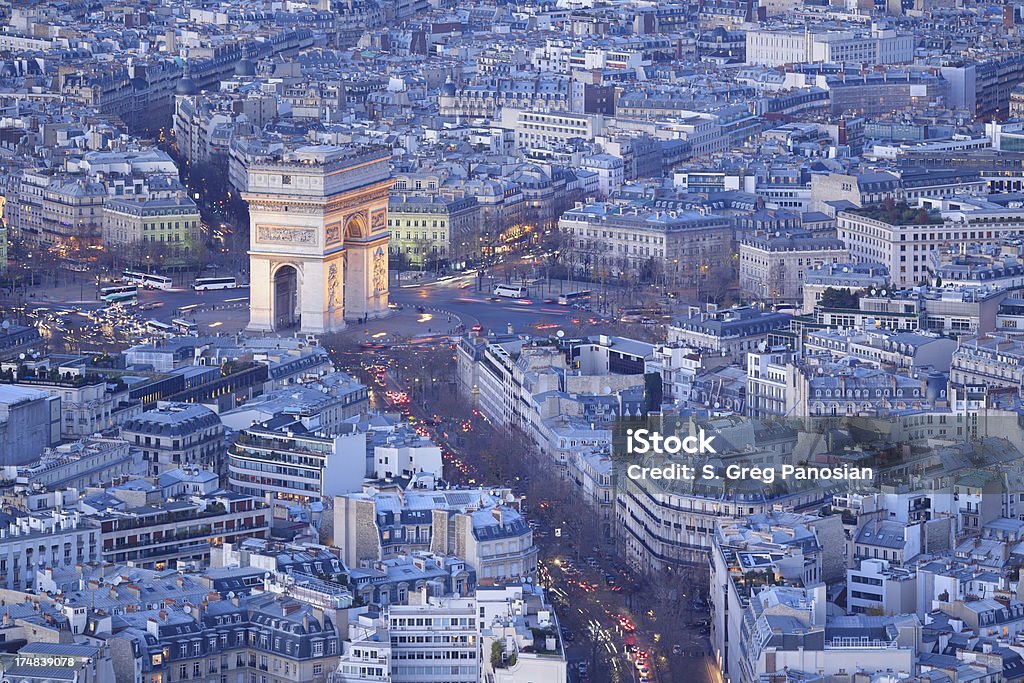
(0, 508), (100, 591)
(746, 348), (800, 418)
(95, 492), (270, 570)
(499, 108), (605, 149)
(803, 329), (958, 371)
(109, 594), (339, 683)
(745, 27), (914, 66)
(438, 75), (571, 118)
(739, 233), (849, 303)
(331, 483), (537, 583)
(837, 199), (1024, 286)
(228, 419), (367, 505)
(847, 558), (917, 615)
(120, 402), (225, 477)
(950, 334), (1024, 390)
(559, 201), (732, 285)
(668, 305), (792, 363)
(101, 194), (203, 260)
(14, 375), (132, 440)
(14, 437), (137, 491)
(709, 513), (844, 683)
(802, 262), (889, 314)
(0, 385), (61, 465)
(618, 447), (834, 571)
(333, 584), (566, 683)
(333, 596), (478, 683)
(387, 194), (481, 269)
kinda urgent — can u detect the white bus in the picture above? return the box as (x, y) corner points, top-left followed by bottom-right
(193, 276), (238, 291)
(145, 319), (174, 335)
(557, 290), (591, 306)
(123, 270), (173, 290)
(172, 318), (198, 334)
(493, 284), (527, 299)
(100, 284), (138, 304)
(102, 290), (137, 306)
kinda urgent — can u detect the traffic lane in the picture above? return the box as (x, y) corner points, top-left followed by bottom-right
(391, 289), (607, 334)
(17, 285), (247, 314)
(139, 286), (250, 321)
(17, 287), (251, 347)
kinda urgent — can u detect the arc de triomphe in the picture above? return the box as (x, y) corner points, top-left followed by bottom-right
(243, 145), (391, 334)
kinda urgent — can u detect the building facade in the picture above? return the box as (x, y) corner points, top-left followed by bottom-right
(739, 234), (849, 303)
(120, 403), (225, 477)
(387, 194), (481, 269)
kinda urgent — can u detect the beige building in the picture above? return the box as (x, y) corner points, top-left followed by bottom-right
(331, 486), (535, 583)
(745, 27), (914, 66)
(559, 201), (732, 285)
(950, 334), (1024, 390)
(499, 107), (605, 149)
(101, 194), (202, 260)
(388, 193), (481, 269)
(173, 91), (277, 166)
(739, 233), (849, 303)
(838, 201), (1024, 286)
(439, 76), (571, 118)
(1011, 84), (1024, 119)
(6, 376), (135, 439)
(24, 173), (107, 251)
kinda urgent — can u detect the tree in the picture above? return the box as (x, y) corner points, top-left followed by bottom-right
(818, 287), (860, 310)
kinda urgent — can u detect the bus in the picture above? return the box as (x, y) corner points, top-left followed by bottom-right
(557, 290), (592, 306)
(493, 284), (527, 299)
(59, 259), (91, 273)
(145, 320), (174, 335)
(100, 284), (137, 297)
(102, 290), (138, 306)
(193, 276), (238, 291)
(123, 270), (173, 290)
(100, 284), (138, 304)
(172, 319), (198, 334)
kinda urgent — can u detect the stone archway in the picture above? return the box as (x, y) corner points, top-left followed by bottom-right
(344, 213), (366, 240)
(273, 264), (300, 330)
(243, 146), (392, 334)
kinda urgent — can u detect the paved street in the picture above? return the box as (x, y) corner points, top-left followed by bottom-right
(1, 266), (624, 345)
